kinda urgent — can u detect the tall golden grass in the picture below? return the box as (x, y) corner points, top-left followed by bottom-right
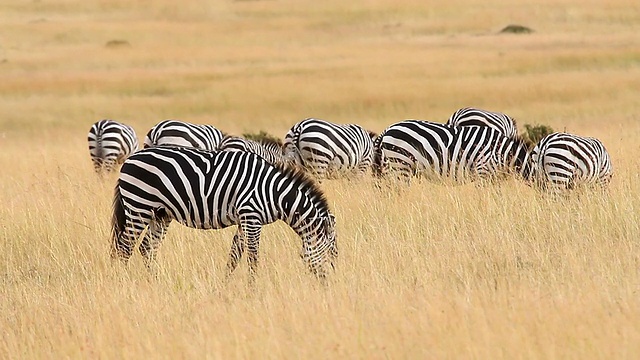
(1, 0), (640, 358)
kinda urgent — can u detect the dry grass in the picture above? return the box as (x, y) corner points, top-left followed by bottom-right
(1, 0), (640, 358)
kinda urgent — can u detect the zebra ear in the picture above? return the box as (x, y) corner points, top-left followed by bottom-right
(367, 130), (378, 141)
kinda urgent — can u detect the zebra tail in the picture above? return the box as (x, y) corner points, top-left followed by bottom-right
(371, 132), (385, 177)
(111, 181), (126, 259)
(93, 130), (104, 160)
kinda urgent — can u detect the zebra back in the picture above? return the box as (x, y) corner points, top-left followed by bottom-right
(446, 107), (519, 140)
(374, 120), (530, 182)
(144, 119), (224, 151)
(218, 135), (288, 167)
(88, 119), (139, 173)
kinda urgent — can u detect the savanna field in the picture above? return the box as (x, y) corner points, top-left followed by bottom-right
(2, 0), (640, 358)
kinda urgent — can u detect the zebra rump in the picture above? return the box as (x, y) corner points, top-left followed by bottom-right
(144, 119), (224, 151)
(88, 119), (139, 173)
(530, 132), (613, 193)
(111, 146), (337, 282)
(283, 118), (375, 180)
(446, 107), (519, 140)
(373, 120), (531, 183)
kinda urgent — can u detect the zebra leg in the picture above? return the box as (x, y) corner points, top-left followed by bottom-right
(475, 164), (497, 186)
(111, 210), (146, 264)
(92, 158), (104, 173)
(139, 214), (170, 277)
(304, 150), (329, 181)
(226, 230), (246, 279)
(354, 160), (371, 178)
(391, 162), (412, 186)
(548, 171), (571, 195)
(308, 161), (329, 182)
(597, 173), (613, 192)
(230, 212), (262, 284)
(374, 161), (411, 192)
(103, 156), (118, 173)
(243, 223), (263, 283)
(112, 191), (138, 263)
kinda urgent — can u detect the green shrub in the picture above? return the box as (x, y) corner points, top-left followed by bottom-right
(242, 130), (283, 147)
(499, 24), (534, 34)
(522, 124), (554, 146)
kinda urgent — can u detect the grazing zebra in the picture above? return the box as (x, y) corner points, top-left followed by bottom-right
(372, 120), (531, 183)
(283, 118), (376, 180)
(530, 132), (613, 193)
(143, 119), (224, 151)
(446, 107), (519, 139)
(111, 146), (337, 282)
(88, 119), (139, 173)
(218, 135), (288, 167)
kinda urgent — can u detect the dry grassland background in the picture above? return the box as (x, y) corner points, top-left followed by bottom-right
(1, 0), (640, 358)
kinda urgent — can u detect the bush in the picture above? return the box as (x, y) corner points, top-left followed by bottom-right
(522, 124), (554, 146)
(105, 39), (131, 48)
(242, 130), (283, 147)
(499, 24), (534, 34)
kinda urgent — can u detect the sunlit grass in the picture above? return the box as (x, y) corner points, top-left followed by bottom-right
(1, 0), (640, 358)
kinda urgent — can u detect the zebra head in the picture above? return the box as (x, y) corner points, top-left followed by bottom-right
(513, 139), (535, 182)
(282, 142), (304, 167)
(142, 135), (154, 149)
(296, 211), (338, 280)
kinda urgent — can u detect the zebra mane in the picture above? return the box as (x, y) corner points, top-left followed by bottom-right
(367, 130), (378, 140)
(273, 162), (331, 215)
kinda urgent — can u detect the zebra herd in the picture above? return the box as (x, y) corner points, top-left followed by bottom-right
(88, 107), (613, 283)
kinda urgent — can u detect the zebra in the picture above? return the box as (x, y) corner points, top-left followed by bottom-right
(218, 135), (289, 168)
(446, 107), (519, 140)
(111, 146), (338, 282)
(283, 118), (376, 180)
(143, 119), (224, 151)
(88, 119), (139, 173)
(372, 120), (531, 183)
(529, 132), (613, 193)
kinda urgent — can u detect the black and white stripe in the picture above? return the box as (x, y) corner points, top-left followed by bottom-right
(283, 118), (376, 180)
(218, 135), (288, 168)
(88, 119), (139, 173)
(446, 107), (519, 139)
(530, 132), (613, 193)
(143, 120), (224, 151)
(373, 120), (531, 183)
(111, 147), (337, 282)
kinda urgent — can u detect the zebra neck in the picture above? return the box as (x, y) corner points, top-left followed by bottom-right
(288, 214), (324, 243)
(510, 145), (534, 181)
(279, 200), (325, 240)
(499, 140), (532, 176)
